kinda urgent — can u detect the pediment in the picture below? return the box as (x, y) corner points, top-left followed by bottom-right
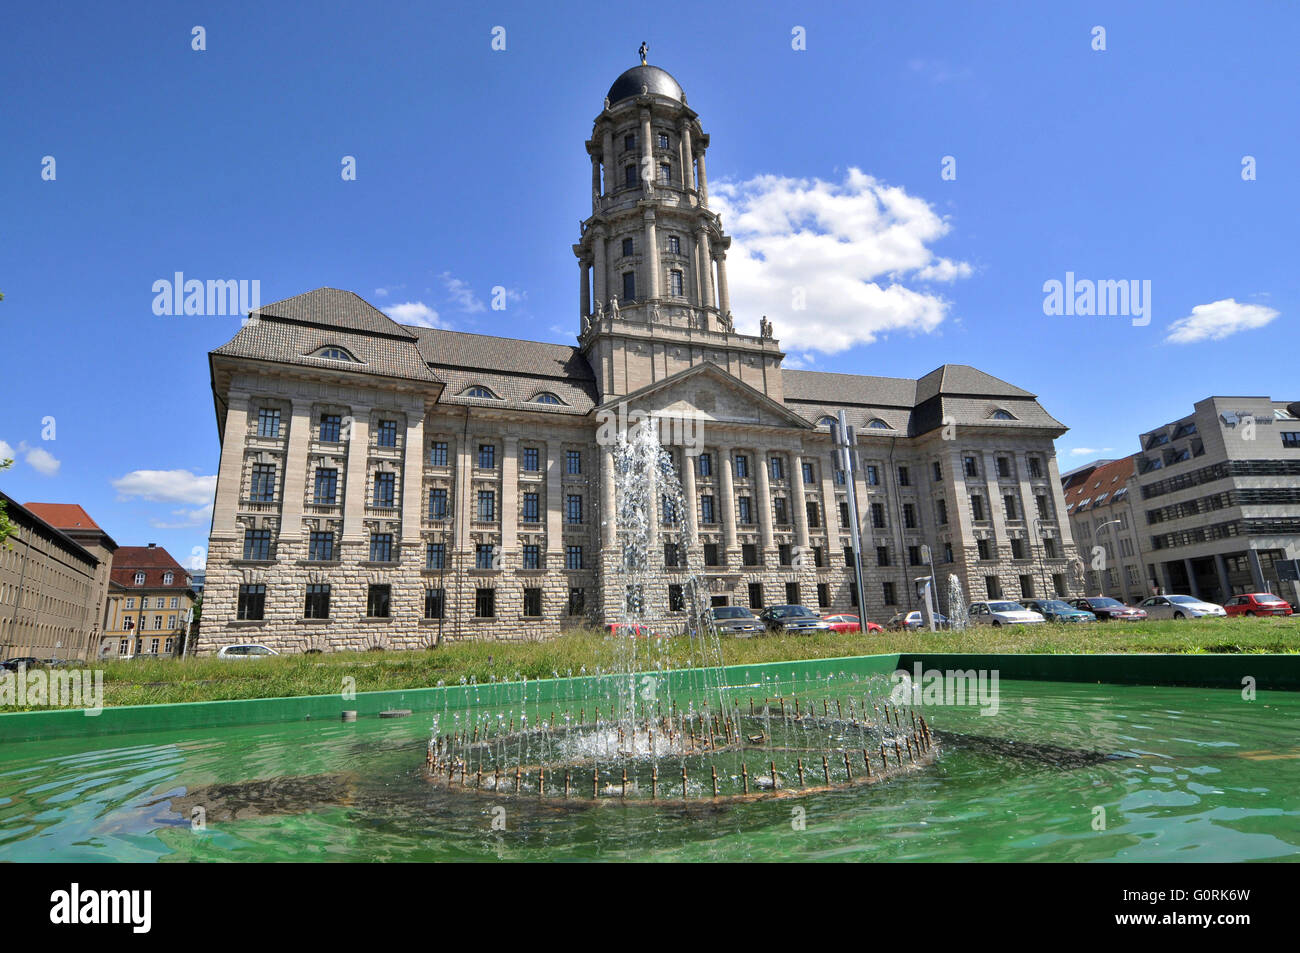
(597, 363), (813, 431)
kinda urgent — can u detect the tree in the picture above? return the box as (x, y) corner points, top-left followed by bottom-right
(0, 457), (13, 549)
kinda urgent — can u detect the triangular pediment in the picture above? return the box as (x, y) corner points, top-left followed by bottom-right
(596, 362), (813, 430)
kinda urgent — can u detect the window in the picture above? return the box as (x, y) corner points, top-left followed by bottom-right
(523, 588), (543, 617)
(933, 461), (942, 482)
(882, 582), (896, 606)
(748, 583), (764, 610)
(478, 490), (496, 521)
(1010, 538), (1027, 559)
(166, 615), (176, 629)
(622, 271), (635, 301)
(773, 498), (788, 524)
(769, 456), (784, 481)
(703, 543), (720, 567)
(937, 499), (948, 525)
(700, 496), (716, 524)
(734, 454), (749, 479)
(429, 488), (448, 519)
(522, 447), (540, 471)
(475, 588), (496, 618)
(369, 533), (393, 562)
(257, 407), (280, 438)
(1028, 457), (1043, 478)
(1044, 538), (1058, 558)
(668, 584), (685, 611)
(308, 531), (334, 561)
(566, 450), (582, 474)
(662, 495), (678, 525)
(908, 546), (922, 566)
(737, 496), (753, 524)
(565, 546), (583, 570)
(126, 598), (135, 609)
(802, 461), (815, 484)
(1283, 432), (1300, 449)
(668, 235), (681, 254)
(373, 471), (396, 507)
(566, 494), (583, 524)
(1004, 494), (1018, 519)
(664, 542), (683, 567)
(977, 539), (992, 560)
(903, 503), (917, 529)
(780, 544), (793, 567)
(568, 588), (585, 616)
(429, 440), (448, 466)
(834, 469), (846, 486)
(522, 492), (539, 523)
(624, 133), (636, 150)
(997, 457), (1011, 479)
(698, 453), (713, 477)
(317, 347), (355, 361)
(250, 464), (277, 502)
(898, 466), (910, 486)
(806, 500), (820, 528)
(625, 164), (637, 186)
(657, 132), (669, 149)
(1053, 574), (1067, 597)
(985, 576), (1002, 599)
(475, 544), (496, 570)
(522, 544), (540, 570)
(314, 468), (338, 504)
(478, 444), (496, 469)
(742, 543), (759, 566)
(465, 385), (499, 400)
(785, 582), (800, 605)
(367, 584), (391, 618)
(1019, 576), (1035, 599)
(170, 596), (179, 608)
(866, 465), (879, 485)
(243, 529), (272, 561)
(991, 409), (1016, 420)
(867, 419), (890, 430)
(164, 573), (175, 586)
(970, 495), (986, 521)
(876, 546), (890, 567)
(843, 546), (853, 568)
(237, 584), (265, 621)
(840, 501), (850, 527)
(817, 583), (830, 608)
(424, 588), (445, 620)
(305, 584), (330, 619)
(426, 543), (446, 570)
(964, 456), (979, 478)
(944, 543), (954, 563)
(376, 420), (398, 448)
(658, 163), (671, 185)
(622, 237), (634, 257)
(871, 503), (885, 529)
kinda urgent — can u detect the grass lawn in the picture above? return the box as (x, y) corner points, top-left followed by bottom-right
(2, 616), (1297, 711)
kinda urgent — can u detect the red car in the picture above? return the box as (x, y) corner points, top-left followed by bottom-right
(821, 613), (883, 634)
(1223, 593), (1294, 617)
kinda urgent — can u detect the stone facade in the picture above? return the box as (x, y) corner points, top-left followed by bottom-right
(197, 59), (1083, 655)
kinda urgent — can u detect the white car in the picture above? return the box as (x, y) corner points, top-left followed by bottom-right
(968, 601), (1046, 626)
(1137, 595), (1226, 620)
(217, 643), (281, 659)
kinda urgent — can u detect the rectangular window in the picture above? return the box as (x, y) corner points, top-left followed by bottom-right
(237, 584), (265, 621)
(1028, 457), (1044, 478)
(970, 495), (986, 521)
(785, 582), (800, 605)
(657, 132), (669, 149)
(478, 444), (496, 469)
(737, 496), (753, 524)
(698, 453), (713, 477)
(997, 457), (1011, 479)
(908, 545), (922, 566)
(668, 234), (681, 254)
(568, 588), (585, 616)
(250, 464), (277, 502)
(374, 471), (396, 506)
(622, 237), (634, 256)
(834, 469), (846, 485)
(367, 584), (391, 618)
(478, 490), (496, 521)
(876, 546), (890, 567)
(1035, 494), (1049, 519)
(522, 544), (540, 569)
(933, 461), (942, 482)
(937, 498), (948, 525)
(167, 614), (176, 629)
(734, 454), (749, 479)
(566, 546), (583, 570)
(903, 503), (917, 529)
(664, 542), (682, 567)
(703, 543), (720, 566)
(882, 582), (896, 606)
(1043, 537), (1058, 558)
(523, 588), (542, 617)
(426, 543), (446, 570)
(243, 529), (272, 561)
(566, 494), (583, 524)
(964, 456), (979, 478)
(944, 543), (954, 563)
(522, 447), (540, 471)
(476, 544), (496, 570)
(1018, 576), (1035, 600)
(986, 576), (1002, 599)
(369, 533), (393, 562)
(779, 544), (793, 567)
(839, 501), (850, 527)
(170, 597), (179, 609)
(424, 588), (445, 619)
(866, 465), (879, 485)
(801, 461), (815, 484)
(977, 538), (992, 560)
(1004, 494), (1018, 519)
(817, 583), (830, 608)
(522, 492), (539, 522)
(376, 420), (398, 448)
(314, 468), (338, 504)
(566, 449), (582, 474)
(871, 503), (885, 529)
(1053, 573), (1067, 597)
(898, 466), (910, 486)
(475, 588), (496, 618)
(622, 271), (635, 301)
(843, 546), (854, 568)
(657, 163), (671, 184)
(429, 488), (448, 519)
(742, 543), (759, 567)
(669, 270), (684, 296)
(625, 164), (637, 186)
(668, 584), (685, 611)
(1282, 432), (1300, 449)
(429, 440), (448, 466)
(257, 407), (280, 438)
(748, 583), (764, 610)
(305, 584), (330, 619)
(700, 495), (716, 524)
(308, 531), (334, 561)
(770, 456), (784, 481)
(1010, 538), (1027, 559)
(773, 498), (789, 524)
(320, 414), (342, 442)
(806, 500), (820, 528)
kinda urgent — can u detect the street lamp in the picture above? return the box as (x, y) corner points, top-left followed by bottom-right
(1032, 517), (1051, 600)
(831, 411), (868, 626)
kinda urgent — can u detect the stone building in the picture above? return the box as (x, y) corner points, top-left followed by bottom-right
(0, 493), (109, 661)
(199, 58), (1082, 654)
(1061, 456), (1149, 604)
(101, 544), (198, 658)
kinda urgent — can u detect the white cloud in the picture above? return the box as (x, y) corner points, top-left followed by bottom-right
(373, 287), (389, 297)
(383, 301), (447, 328)
(1069, 447), (1114, 457)
(23, 445), (60, 476)
(149, 502), (215, 530)
(112, 469), (216, 505)
(1164, 298), (1279, 345)
(710, 168), (971, 354)
(0, 440), (14, 464)
(440, 272), (486, 313)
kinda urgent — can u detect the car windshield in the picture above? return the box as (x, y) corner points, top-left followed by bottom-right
(713, 607), (753, 619)
(1088, 598), (1124, 608)
(989, 602), (1025, 612)
(1169, 596), (1201, 605)
(1255, 594), (1285, 604)
(1040, 601), (1073, 611)
(782, 606), (815, 617)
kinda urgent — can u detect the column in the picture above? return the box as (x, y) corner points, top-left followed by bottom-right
(1247, 548), (1266, 592)
(819, 463), (837, 546)
(681, 449), (699, 546)
(601, 128), (614, 196)
(719, 445), (738, 559)
(400, 410), (425, 545)
(696, 226), (714, 310)
(452, 433), (471, 553)
(546, 441), (564, 558)
(592, 229), (607, 309)
(1183, 558), (1200, 598)
(341, 408), (371, 543)
(591, 154), (601, 212)
(643, 209), (660, 300)
(680, 122), (694, 193)
(600, 447), (616, 547)
(502, 436), (519, 555)
(640, 109), (653, 192)
(697, 148), (709, 204)
(791, 453), (811, 551)
(715, 252), (730, 316)
(1215, 554), (1232, 602)
(211, 393), (251, 535)
(756, 448), (776, 553)
(580, 260), (590, 318)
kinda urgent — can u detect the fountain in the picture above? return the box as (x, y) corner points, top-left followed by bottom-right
(425, 418), (939, 802)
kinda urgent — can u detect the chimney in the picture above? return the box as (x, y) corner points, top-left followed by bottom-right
(148, 542), (156, 548)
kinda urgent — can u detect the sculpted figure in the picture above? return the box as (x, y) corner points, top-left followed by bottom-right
(609, 295), (620, 318)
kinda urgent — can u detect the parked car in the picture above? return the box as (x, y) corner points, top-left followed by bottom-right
(757, 605), (832, 634)
(1223, 593), (1294, 617)
(1137, 595), (1226, 620)
(605, 622), (649, 637)
(216, 644), (281, 659)
(968, 601), (1046, 626)
(821, 613), (883, 634)
(1023, 599), (1097, 623)
(0, 656), (44, 671)
(706, 606), (764, 635)
(1068, 597), (1147, 622)
(886, 610), (950, 631)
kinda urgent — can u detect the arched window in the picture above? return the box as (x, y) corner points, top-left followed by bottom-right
(314, 346), (358, 362)
(463, 385), (500, 400)
(866, 418), (891, 429)
(989, 408), (1017, 420)
(532, 393), (563, 405)
(817, 416), (837, 429)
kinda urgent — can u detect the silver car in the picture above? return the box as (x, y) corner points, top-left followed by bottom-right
(1137, 595), (1226, 619)
(968, 601), (1046, 626)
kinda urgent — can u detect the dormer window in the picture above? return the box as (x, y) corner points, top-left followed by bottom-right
(163, 572), (174, 584)
(867, 418), (891, 429)
(463, 385), (500, 400)
(532, 393), (563, 405)
(817, 416), (837, 429)
(134, 572), (145, 585)
(315, 346), (357, 362)
(989, 408), (1017, 420)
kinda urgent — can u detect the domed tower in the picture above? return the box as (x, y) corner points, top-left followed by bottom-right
(574, 46), (785, 402)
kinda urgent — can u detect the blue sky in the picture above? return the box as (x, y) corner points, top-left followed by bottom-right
(2, 0), (1296, 568)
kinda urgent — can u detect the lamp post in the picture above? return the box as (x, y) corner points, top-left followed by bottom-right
(832, 411), (869, 626)
(1032, 517), (1050, 600)
(1095, 519), (1122, 598)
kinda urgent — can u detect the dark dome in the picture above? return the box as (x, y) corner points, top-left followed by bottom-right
(606, 65), (684, 105)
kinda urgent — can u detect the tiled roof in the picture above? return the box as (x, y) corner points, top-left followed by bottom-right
(252, 288), (418, 340)
(212, 318), (439, 382)
(784, 370), (918, 407)
(915, 364), (1035, 402)
(1062, 455), (1137, 508)
(411, 327), (594, 380)
(23, 502), (103, 531)
(111, 546), (192, 590)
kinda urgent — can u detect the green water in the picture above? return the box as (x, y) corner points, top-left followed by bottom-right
(0, 680), (1296, 862)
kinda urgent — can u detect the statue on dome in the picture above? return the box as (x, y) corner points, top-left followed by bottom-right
(639, 41), (648, 65)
